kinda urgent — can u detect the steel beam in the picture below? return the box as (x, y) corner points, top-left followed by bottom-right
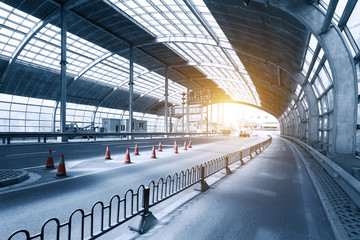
(303, 43), (321, 84)
(321, 0), (339, 33)
(337, 0), (357, 30)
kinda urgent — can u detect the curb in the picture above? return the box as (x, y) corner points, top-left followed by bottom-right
(0, 169), (29, 187)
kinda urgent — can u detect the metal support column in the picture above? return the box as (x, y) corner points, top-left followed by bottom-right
(321, 0), (339, 33)
(187, 78), (190, 133)
(128, 45), (134, 139)
(210, 103), (212, 127)
(164, 66), (169, 134)
(217, 103), (220, 132)
(182, 92), (186, 133)
(60, 4), (67, 142)
(200, 105), (203, 133)
(206, 104), (208, 134)
(222, 103), (224, 127)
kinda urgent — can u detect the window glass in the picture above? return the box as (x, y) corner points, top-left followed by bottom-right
(327, 88), (334, 111)
(346, 1), (360, 49)
(319, 67), (331, 90)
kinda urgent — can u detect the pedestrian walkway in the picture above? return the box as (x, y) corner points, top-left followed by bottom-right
(131, 137), (335, 240)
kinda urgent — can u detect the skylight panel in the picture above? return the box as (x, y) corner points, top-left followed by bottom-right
(0, 2), (40, 58)
(104, 0), (260, 105)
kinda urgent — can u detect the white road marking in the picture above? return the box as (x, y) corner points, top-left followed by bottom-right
(6, 151), (56, 157)
(51, 160), (83, 172)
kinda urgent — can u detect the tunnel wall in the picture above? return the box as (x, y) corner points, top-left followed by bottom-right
(263, 0), (357, 155)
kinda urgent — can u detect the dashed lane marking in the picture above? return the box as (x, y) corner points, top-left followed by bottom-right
(6, 151), (56, 157)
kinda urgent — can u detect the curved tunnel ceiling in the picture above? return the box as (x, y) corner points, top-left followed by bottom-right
(0, 0), (310, 118)
(204, 0), (308, 117)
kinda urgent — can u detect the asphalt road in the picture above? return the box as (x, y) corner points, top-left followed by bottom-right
(137, 137), (335, 240)
(0, 136), (260, 239)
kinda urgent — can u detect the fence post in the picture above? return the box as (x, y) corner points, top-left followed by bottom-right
(239, 151), (244, 165)
(225, 156), (232, 175)
(195, 165), (210, 192)
(128, 187), (158, 234)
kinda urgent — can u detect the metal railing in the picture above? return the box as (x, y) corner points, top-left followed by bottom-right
(0, 132), (220, 144)
(282, 135), (360, 209)
(8, 137), (272, 240)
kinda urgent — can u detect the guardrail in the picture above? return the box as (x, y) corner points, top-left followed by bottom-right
(8, 136), (272, 240)
(282, 135), (360, 209)
(0, 132), (220, 144)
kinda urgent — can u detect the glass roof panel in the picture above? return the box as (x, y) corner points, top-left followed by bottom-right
(0, 2), (39, 58)
(17, 23), (110, 75)
(106, 0), (260, 106)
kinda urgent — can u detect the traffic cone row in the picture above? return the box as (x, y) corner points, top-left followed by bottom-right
(158, 141), (163, 152)
(134, 143), (140, 155)
(174, 141), (179, 154)
(45, 149), (55, 169)
(56, 154), (66, 177)
(151, 145), (156, 158)
(124, 148), (131, 163)
(46, 139), (194, 177)
(105, 145), (111, 160)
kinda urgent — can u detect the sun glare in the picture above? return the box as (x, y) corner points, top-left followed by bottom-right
(209, 103), (279, 133)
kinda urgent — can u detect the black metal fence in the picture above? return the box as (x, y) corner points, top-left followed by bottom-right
(8, 137), (272, 240)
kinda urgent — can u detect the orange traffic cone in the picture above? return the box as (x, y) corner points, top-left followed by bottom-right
(158, 141), (163, 152)
(184, 141), (187, 150)
(105, 145), (111, 160)
(134, 143), (140, 155)
(45, 149), (55, 169)
(188, 140), (192, 148)
(124, 148), (131, 163)
(151, 145), (157, 158)
(174, 141), (178, 154)
(56, 154), (66, 177)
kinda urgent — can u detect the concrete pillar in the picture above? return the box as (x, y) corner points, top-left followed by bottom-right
(303, 83), (319, 148)
(297, 101), (307, 140)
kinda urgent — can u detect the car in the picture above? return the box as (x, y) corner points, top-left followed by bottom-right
(239, 131), (250, 137)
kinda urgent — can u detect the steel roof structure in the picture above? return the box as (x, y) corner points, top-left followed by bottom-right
(0, 0), (360, 155)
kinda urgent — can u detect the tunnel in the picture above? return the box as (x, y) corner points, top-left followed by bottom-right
(0, 0), (360, 239)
